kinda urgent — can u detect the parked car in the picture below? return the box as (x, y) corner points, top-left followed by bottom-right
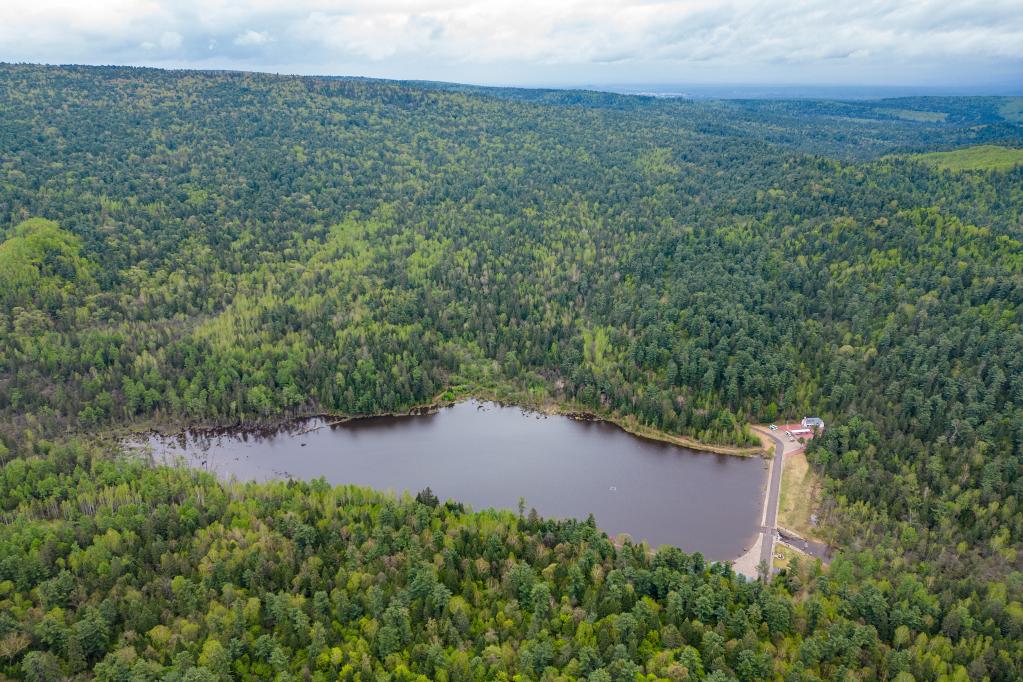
(769, 424), (778, 431)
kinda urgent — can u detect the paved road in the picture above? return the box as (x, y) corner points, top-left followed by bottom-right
(734, 427), (831, 579)
(756, 429), (786, 575)
(778, 528), (831, 562)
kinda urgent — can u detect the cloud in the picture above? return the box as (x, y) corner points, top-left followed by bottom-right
(141, 31), (183, 51)
(0, 0), (1019, 87)
(233, 29), (272, 47)
(159, 31), (183, 49)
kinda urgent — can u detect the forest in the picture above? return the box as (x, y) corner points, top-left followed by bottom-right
(0, 64), (1022, 679)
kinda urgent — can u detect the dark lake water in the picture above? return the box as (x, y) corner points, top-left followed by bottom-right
(144, 400), (768, 560)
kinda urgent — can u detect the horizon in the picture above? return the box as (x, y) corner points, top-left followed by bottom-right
(1, 0), (1020, 96)
(4, 60), (1021, 100)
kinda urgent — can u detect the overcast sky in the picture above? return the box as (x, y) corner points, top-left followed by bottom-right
(2, 0), (1021, 90)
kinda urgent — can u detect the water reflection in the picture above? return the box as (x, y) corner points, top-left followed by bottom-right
(141, 400), (767, 560)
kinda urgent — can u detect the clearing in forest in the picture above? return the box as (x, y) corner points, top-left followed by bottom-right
(772, 543), (801, 571)
(912, 144), (1023, 171)
(777, 449), (823, 541)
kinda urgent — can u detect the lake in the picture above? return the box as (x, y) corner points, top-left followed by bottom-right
(143, 400), (768, 560)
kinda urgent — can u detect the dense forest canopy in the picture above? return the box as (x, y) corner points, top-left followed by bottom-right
(1, 64), (1022, 679)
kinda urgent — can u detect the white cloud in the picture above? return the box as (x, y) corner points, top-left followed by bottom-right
(233, 29), (272, 46)
(142, 30), (182, 51)
(159, 31), (183, 49)
(0, 0), (1019, 86)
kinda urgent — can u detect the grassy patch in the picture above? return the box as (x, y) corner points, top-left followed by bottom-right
(778, 451), (823, 540)
(773, 542), (825, 574)
(772, 543), (800, 571)
(876, 107), (948, 122)
(912, 145), (1023, 172)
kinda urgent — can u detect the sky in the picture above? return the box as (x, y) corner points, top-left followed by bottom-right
(1, 0), (1022, 92)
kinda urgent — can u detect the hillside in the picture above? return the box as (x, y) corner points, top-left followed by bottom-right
(1, 64), (1022, 680)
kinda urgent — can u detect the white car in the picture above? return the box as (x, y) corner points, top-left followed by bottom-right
(769, 424), (778, 431)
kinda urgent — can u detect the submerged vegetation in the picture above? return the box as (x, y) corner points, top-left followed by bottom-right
(1, 64), (1023, 678)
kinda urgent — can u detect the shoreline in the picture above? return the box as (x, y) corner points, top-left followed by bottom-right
(443, 388), (768, 457)
(117, 394), (768, 459)
(594, 414), (768, 457)
(120, 396), (771, 563)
